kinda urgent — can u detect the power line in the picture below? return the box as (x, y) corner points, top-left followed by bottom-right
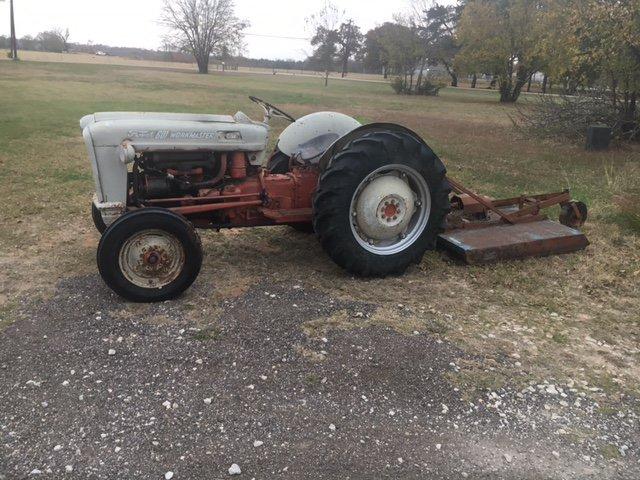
(244, 32), (310, 41)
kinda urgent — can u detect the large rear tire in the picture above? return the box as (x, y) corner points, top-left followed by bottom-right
(313, 131), (450, 276)
(289, 222), (314, 233)
(97, 208), (203, 302)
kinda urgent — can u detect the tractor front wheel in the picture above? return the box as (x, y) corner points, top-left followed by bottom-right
(92, 203), (107, 234)
(313, 131), (450, 276)
(97, 208), (202, 302)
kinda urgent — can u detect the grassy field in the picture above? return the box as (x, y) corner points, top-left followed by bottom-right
(4, 50), (390, 83)
(0, 58), (639, 400)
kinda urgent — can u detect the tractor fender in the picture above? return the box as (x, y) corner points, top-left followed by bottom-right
(318, 123), (433, 171)
(277, 111), (361, 160)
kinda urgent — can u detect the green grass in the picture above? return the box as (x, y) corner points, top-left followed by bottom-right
(1, 60), (637, 226)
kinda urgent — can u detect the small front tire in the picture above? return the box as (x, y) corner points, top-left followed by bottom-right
(92, 202), (107, 234)
(97, 208), (203, 302)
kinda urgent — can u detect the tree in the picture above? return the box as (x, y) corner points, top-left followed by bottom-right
(569, 0), (640, 134)
(378, 23), (424, 93)
(161, 0), (248, 74)
(362, 28), (383, 76)
(308, 2), (342, 86)
(362, 23), (397, 77)
(414, 2), (462, 87)
(36, 28), (69, 53)
(336, 20), (363, 77)
(535, 0), (592, 95)
(310, 26), (339, 86)
(534, 0), (638, 133)
(18, 35), (37, 51)
(457, 0), (546, 102)
(515, 0), (639, 140)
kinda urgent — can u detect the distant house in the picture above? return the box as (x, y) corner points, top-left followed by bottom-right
(532, 72), (545, 82)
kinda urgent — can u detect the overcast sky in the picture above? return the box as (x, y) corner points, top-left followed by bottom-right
(0, 0), (426, 60)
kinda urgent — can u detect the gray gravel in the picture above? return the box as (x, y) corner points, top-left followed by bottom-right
(0, 275), (637, 479)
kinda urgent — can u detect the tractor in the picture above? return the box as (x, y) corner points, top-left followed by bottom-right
(81, 96), (588, 302)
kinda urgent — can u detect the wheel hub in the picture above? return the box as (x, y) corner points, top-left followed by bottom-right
(349, 165), (431, 256)
(378, 195), (406, 226)
(355, 175), (416, 241)
(119, 230), (185, 289)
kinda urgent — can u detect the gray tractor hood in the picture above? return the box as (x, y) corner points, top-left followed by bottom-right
(80, 111), (269, 152)
(80, 111), (270, 206)
(80, 111), (237, 130)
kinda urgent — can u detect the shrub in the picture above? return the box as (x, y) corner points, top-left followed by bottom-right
(391, 76), (408, 94)
(415, 79), (443, 96)
(391, 76), (443, 96)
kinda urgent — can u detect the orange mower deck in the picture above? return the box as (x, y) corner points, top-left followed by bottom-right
(437, 177), (589, 264)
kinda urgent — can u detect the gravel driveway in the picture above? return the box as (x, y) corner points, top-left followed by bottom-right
(1, 274), (637, 479)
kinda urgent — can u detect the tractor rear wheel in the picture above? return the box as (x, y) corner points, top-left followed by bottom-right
(289, 222), (314, 233)
(97, 208), (202, 302)
(313, 131), (450, 276)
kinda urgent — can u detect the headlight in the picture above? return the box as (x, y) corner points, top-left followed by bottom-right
(118, 141), (136, 164)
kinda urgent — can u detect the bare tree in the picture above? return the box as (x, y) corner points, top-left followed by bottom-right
(161, 0), (248, 74)
(36, 28), (70, 53)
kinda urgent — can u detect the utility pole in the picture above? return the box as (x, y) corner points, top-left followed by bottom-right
(9, 0), (17, 60)
(2, 0), (18, 60)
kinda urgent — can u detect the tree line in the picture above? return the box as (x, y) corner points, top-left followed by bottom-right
(6, 0), (637, 127)
(1, 28), (69, 54)
(304, 0), (638, 132)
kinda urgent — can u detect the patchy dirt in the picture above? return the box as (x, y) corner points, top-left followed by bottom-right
(1, 275), (638, 479)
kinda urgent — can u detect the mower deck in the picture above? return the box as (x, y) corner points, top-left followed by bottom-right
(437, 177), (589, 264)
(438, 220), (589, 264)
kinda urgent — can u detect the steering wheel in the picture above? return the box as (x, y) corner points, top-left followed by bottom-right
(249, 96), (296, 123)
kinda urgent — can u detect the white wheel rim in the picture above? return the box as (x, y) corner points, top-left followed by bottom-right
(118, 229), (185, 289)
(349, 164), (431, 255)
